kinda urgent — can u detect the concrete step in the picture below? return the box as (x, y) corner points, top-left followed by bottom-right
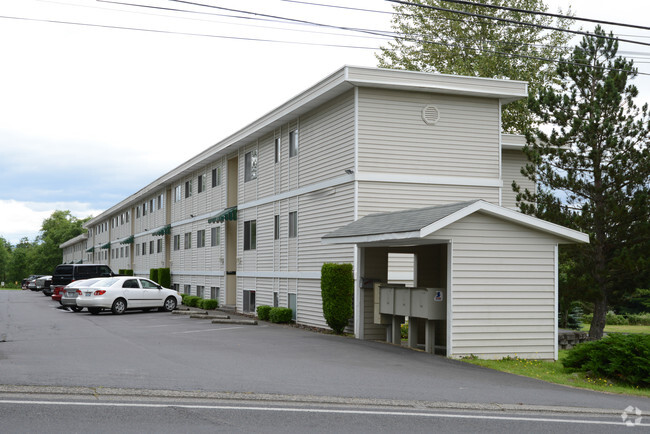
(211, 318), (257, 326)
(172, 310), (208, 315)
(189, 314), (231, 320)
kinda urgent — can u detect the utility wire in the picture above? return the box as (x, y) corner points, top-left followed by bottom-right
(0, 15), (377, 49)
(433, 0), (650, 31)
(386, 0), (650, 48)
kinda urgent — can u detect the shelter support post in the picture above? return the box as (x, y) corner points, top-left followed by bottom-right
(425, 320), (435, 354)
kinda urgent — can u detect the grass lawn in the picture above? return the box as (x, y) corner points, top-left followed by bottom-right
(0, 286), (21, 290)
(461, 350), (650, 398)
(580, 323), (650, 334)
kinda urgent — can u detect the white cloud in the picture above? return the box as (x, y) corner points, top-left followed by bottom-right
(0, 199), (102, 245)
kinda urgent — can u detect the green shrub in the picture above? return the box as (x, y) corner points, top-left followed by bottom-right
(118, 269), (134, 276)
(149, 268), (159, 283)
(606, 311), (629, 325)
(202, 299), (219, 310)
(563, 334), (650, 387)
(320, 263), (354, 334)
(257, 305), (272, 321)
(269, 307), (293, 323)
(158, 268), (171, 288)
(196, 299), (204, 309)
(400, 321), (409, 339)
(183, 296), (201, 307)
(627, 313), (650, 326)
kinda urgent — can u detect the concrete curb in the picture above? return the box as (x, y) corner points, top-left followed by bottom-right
(0, 385), (627, 415)
(211, 319), (257, 325)
(189, 314), (230, 320)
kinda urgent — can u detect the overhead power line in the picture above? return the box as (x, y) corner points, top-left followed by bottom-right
(433, 0), (650, 31)
(386, 0), (650, 48)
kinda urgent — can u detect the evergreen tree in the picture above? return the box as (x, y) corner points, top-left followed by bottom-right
(517, 27), (650, 339)
(377, 0), (573, 133)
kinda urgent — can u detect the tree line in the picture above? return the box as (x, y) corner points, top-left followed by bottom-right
(0, 211), (89, 285)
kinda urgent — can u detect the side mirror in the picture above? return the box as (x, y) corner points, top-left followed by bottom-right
(157, 285), (162, 289)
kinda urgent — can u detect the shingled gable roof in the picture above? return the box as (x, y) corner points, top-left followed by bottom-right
(322, 200), (589, 245)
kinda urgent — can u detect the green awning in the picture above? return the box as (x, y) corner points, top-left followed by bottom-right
(208, 206), (237, 223)
(76, 260), (83, 264)
(152, 224), (171, 236)
(120, 235), (135, 244)
(100, 242), (111, 249)
(86, 246), (95, 253)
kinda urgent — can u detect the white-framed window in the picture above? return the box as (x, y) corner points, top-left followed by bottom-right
(243, 289), (256, 313)
(274, 215), (280, 240)
(210, 287), (220, 300)
(149, 240), (154, 255)
(288, 293), (296, 321)
(244, 220), (256, 251)
(184, 232), (191, 249)
(289, 129), (298, 157)
(274, 137), (280, 163)
(197, 229), (205, 248)
(184, 284), (191, 295)
(212, 166), (221, 187)
(289, 211), (297, 238)
(185, 180), (192, 198)
(173, 283), (179, 292)
(126, 211), (130, 223)
(273, 292), (279, 308)
(175, 185), (182, 202)
(136, 244), (140, 256)
(157, 238), (162, 253)
(158, 194), (164, 209)
(150, 198), (155, 212)
(136, 207), (140, 219)
(120, 247), (124, 258)
(244, 150), (258, 182)
(173, 234), (180, 251)
(142, 242), (147, 255)
(196, 285), (204, 298)
(198, 174), (205, 193)
(211, 226), (220, 247)
(125, 247), (129, 257)
(142, 201), (147, 216)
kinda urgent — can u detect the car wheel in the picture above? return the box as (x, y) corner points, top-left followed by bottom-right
(88, 307), (101, 315)
(71, 306), (83, 312)
(111, 298), (127, 315)
(162, 297), (177, 312)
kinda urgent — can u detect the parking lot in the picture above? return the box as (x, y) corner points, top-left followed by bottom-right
(1, 289), (649, 414)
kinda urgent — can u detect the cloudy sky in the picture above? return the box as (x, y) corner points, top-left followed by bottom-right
(1, 0), (649, 244)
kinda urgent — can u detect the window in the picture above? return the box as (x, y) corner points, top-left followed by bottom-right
(142, 242), (147, 255)
(184, 232), (191, 249)
(210, 226), (220, 247)
(125, 247), (129, 257)
(243, 289), (256, 313)
(185, 180), (192, 198)
(120, 214), (124, 225)
(288, 293), (297, 320)
(211, 167), (221, 187)
(136, 244), (140, 256)
(149, 240), (154, 254)
(210, 287), (220, 300)
(158, 194), (164, 209)
(274, 137), (280, 163)
(184, 284), (191, 295)
(157, 238), (162, 253)
(198, 174), (205, 193)
(136, 206), (140, 219)
(126, 211), (130, 223)
(273, 292), (279, 308)
(173, 234), (180, 251)
(150, 198), (155, 212)
(175, 185), (182, 202)
(274, 215), (280, 240)
(197, 229), (205, 248)
(196, 285), (204, 298)
(120, 247), (124, 258)
(289, 129), (298, 157)
(289, 211), (297, 238)
(142, 201), (147, 216)
(173, 283), (180, 292)
(244, 150), (258, 182)
(243, 220), (256, 251)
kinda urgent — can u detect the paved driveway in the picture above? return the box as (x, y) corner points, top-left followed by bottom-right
(0, 290), (648, 413)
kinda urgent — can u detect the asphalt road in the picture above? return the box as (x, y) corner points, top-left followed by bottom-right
(0, 290), (648, 432)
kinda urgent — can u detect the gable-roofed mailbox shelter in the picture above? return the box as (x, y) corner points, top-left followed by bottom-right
(60, 66), (588, 360)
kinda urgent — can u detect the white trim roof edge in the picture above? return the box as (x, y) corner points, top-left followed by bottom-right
(85, 66), (528, 227)
(59, 232), (88, 249)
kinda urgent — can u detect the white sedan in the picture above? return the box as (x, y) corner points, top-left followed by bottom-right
(76, 276), (181, 315)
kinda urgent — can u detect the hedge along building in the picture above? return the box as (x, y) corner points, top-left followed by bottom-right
(64, 66), (588, 359)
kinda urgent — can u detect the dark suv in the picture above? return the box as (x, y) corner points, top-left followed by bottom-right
(49, 264), (116, 297)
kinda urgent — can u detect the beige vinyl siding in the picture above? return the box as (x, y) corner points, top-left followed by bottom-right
(358, 182), (499, 216)
(298, 91), (355, 185)
(502, 149), (535, 209)
(357, 88), (500, 178)
(433, 213), (558, 360)
(295, 279), (327, 328)
(387, 253), (414, 286)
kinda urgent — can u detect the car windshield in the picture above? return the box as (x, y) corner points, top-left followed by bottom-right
(90, 278), (119, 288)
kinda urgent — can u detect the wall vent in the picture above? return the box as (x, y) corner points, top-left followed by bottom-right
(422, 105), (440, 125)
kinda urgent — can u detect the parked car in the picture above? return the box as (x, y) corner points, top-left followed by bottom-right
(50, 264), (116, 299)
(35, 276), (53, 295)
(60, 278), (104, 311)
(76, 277), (181, 315)
(22, 275), (43, 290)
